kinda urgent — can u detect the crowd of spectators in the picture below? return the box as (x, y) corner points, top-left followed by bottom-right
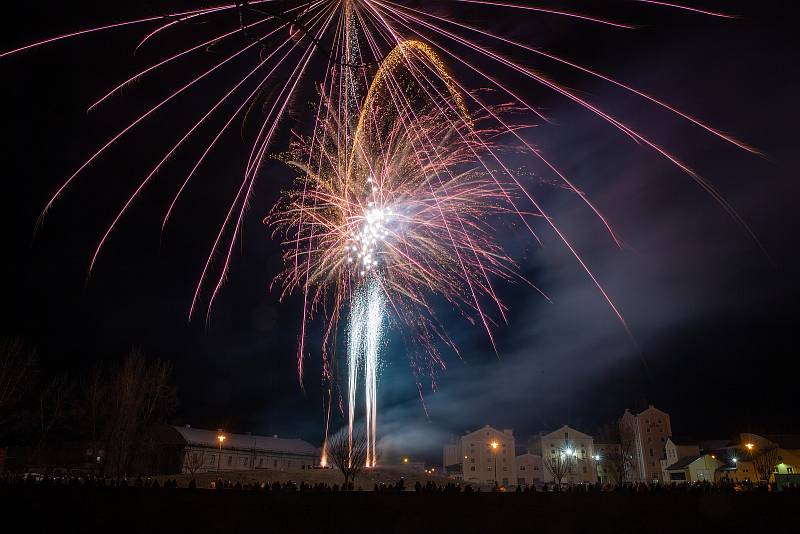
(2, 472), (798, 493)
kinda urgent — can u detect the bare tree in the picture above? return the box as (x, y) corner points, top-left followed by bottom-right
(36, 376), (72, 449)
(597, 418), (638, 485)
(0, 339), (37, 431)
(543, 443), (576, 488)
(752, 446), (779, 484)
(80, 363), (107, 473)
(184, 448), (205, 478)
(327, 429), (368, 489)
(104, 350), (177, 477)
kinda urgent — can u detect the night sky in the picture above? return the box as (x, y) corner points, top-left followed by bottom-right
(1, 1), (797, 462)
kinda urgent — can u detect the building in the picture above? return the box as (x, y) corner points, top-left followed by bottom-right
(660, 437), (700, 482)
(443, 425), (515, 487)
(665, 454), (722, 483)
(621, 405), (672, 483)
(537, 425), (596, 485)
(155, 425), (319, 475)
(515, 453), (543, 486)
(594, 441), (621, 484)
(739, 433), (800, 484)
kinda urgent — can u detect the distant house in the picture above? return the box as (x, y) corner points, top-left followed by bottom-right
(151, 425), (319, 475)
(660, 437), (700, 482)
(665, 454), (722, 483)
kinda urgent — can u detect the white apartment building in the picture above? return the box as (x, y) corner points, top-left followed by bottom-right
(515, 453), (544, 486)
(538, 425), (597, 485)
(443, 425), (515, 487)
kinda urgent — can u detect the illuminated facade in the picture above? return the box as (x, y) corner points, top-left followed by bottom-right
(444, 425), (516, 487)
(537, 425), (597, 485)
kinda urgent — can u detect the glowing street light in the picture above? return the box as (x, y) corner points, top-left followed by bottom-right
(216, 433), (226, 474)
(403, 457), (409, 464)
(490, 441), (499, 487)
(745, 443), (755, 451)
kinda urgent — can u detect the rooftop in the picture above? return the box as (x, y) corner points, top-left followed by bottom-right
(171, 426), (317, 456)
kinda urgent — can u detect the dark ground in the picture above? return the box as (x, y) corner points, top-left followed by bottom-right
(3, 487), (797, 533)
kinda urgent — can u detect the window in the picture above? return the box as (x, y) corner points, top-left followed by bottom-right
(258, 458), (263, 467)
(564, 432), (569, 440)
(470, 466), (475, 471)
(789, 468), (794, 474)
(649, 448), (654, 457)
(582, 466), (587, 473)
(274, 459), (278, 468)
(227, 456), (233, 466)
(503, 467), (508, 472)
(520, 466), (526, 471)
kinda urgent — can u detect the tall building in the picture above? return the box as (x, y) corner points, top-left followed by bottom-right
(621, 405), (672, 483)
(443, 425), (515, 487)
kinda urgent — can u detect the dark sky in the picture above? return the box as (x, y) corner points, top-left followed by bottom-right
(1, 1), (797, 463)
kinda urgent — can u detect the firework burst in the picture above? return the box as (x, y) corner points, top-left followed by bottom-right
(2, 0), (756, 464)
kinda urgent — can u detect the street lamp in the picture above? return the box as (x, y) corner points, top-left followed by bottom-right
(490, 441), (499, 487)
(745, 443), (757, 482)
(592, 454), (600, 484)
(217, 433), (226, 474)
